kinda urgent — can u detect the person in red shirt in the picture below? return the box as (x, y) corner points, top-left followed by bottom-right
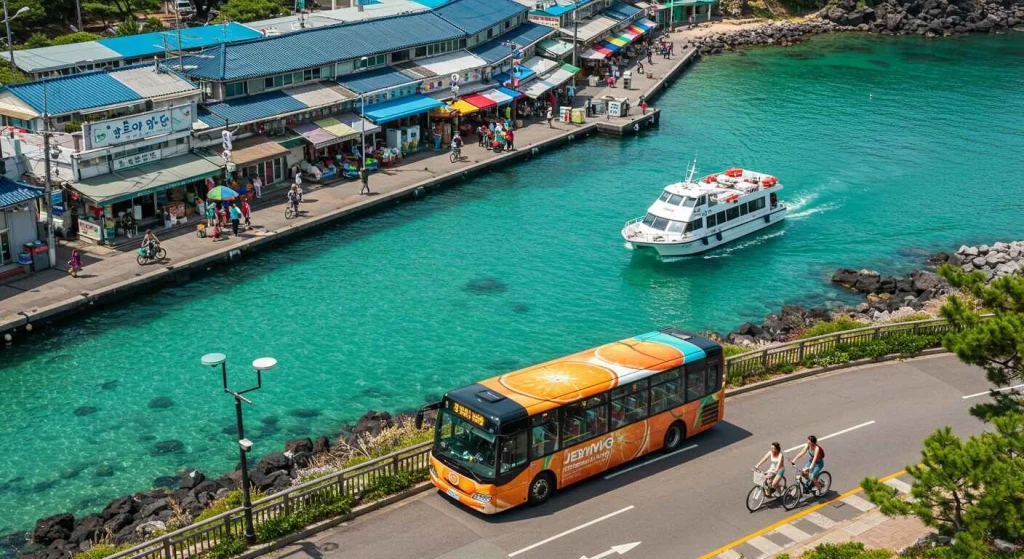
(241, 199), (252, 228)
(504, 129), (514, 151)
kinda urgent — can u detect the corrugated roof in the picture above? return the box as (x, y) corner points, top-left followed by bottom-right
(202, 90), (309, 126)
(561, 15), (620, 42)
(2, 73), (143, 116)
(337, 66), (420, 94)
(285, 82), (355, 108)
(531, 0), (595, 17)
(470, 22), (554, 64)
(603, 2), (642, 20)
(185, 12), (465, 81)
(0, 177), (43, 208)
(435, 0), (526, 35)
(108, 65), (199, 100)
(402, 50), (488, 77)
(0, 42), (123, 74)
(98, 22), (263, 60)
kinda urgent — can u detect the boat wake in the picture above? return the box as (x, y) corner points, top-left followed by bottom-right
(788, 203), (838, 220)
(702, 229), (787, 259)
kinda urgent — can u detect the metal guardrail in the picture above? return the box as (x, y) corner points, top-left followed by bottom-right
(724, 317), (959, 380)
(102, 316), (966, 559)
(105, 442), (432, 559)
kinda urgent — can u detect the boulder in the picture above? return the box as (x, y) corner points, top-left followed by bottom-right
(313, 436), (331, 455)
(348, 411), (394, 444)
(727, 333), (756, 346)
(878, 276), (898, 294)
(68, 515), (104, 545)
(911, 271), (942, 293)
(138, 498), (169, 520)
(134, 521), (167, 539)
(103, 513), (133, 534)
(192, 479), (220, 497)
(962, 245), (979, 256)
(32, 514), (75, 545)
(255, 452), (291, 476)
(290, 451), (313, 468)
(979, 244), (990, 254)
(972, 255), (987, 268)
(830, 268), (862, 287)
(284, 438), (314, 455)
(853, 270), (881, 293)
(179, 470), (206, 491)
(992, 241), (1009, 252)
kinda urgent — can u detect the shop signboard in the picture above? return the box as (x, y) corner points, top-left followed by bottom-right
(78, 219), (102, 241)
(85, 105), (193, 150)
(114, 149), (162, 171)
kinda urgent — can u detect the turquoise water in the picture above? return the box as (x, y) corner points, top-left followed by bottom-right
(2, 32), (1023, 534)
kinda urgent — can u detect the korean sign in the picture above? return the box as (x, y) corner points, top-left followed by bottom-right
(85, 105), (193, 149)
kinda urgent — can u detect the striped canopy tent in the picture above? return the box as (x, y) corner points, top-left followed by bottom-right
(626, 24), (647, 35)
(598, 40), (622, 53)
(448, 99), (479, 115)
(635, 18), (657, 30)
(478, 88), (516, 107)
(463, 92), (498, 111)
(606, 36), (628, 47)
(617, 27), (641, 41)
(430, 105), (460, 118)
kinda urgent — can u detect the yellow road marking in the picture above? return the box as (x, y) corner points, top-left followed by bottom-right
(698, 470), (907, 559)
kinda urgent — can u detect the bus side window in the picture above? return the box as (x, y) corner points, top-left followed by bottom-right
(610, 379), (649, 429)
(500, 431), (529, 473)
(650, 368), (685, 413)
(530, 413), (559, 460)
(686, 364), (708, 402)
(707, 363), (722, 393)
(561, 396), (607, 448)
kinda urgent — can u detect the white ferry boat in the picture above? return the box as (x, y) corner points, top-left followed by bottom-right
(622, 165), (787, 257)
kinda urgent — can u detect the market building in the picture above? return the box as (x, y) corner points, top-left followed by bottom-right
(0, 178), (44, 278)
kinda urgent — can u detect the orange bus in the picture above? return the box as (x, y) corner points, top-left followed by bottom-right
(422, 328), (725, 513)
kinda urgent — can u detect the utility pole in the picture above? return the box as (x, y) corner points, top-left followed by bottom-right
(571, 0), (579, 88)
(41, 83), (56, 267)
(76, 0), (82, 34)
(4, 1), (14, 71)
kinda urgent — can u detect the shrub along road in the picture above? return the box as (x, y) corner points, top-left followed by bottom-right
(268, 354), (991, 559)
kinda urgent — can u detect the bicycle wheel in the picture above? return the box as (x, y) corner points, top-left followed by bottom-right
(136, 255), (146, 266)
(156, 248), (166, 260)
(745, 485), (765, 512)
(782, 484), (802, 511)
(815, 472), (832, 497)
(285, 207), (294, 220)
(449, 152), (457, 163)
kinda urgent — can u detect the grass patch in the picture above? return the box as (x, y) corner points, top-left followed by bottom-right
(74, 544), (133, 559)
(723, 343), (752, 357)
(776, 542), (893, 559)
(206, 537), (248, 559)
(797, 317), (870, 339)
(194, 488), (268, 523)
(254, 493), (353, 543)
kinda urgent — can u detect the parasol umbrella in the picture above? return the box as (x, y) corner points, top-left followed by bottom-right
(207, 186), (238, 201)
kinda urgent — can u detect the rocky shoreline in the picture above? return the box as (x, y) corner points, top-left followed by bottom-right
(8, 410), (401, 559)
(684, 0), (1023, 55)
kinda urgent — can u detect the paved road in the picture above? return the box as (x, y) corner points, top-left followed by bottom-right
(276, 355), (989, 559)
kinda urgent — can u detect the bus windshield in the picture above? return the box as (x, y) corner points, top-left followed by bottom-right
(435, 409), (497, 480)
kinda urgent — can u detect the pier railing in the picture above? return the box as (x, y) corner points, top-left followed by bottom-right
(724, 316), (962, 380)
(103, 316), (965, 559)
(105, 441), (433, 559)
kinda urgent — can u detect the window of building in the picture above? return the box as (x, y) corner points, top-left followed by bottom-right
(0, 229), (10, 265)
(561, 396), (607, 448)
(392, 49), (410, 63)
(611, 379), (648, 429)
(530, 412), (559, 459)
(487, 28), (494, 39)
(686, 365), (708, 402)
(505, 20), (511, 29)
(358, 55), (385, 70)
(415, 46), (427, 57)
(684, 218), (703, 233)
(499, 431), (529, 474)
(726, 207), (739, 221)
(225, 81), (247, 98)
(651, 369), (685, 413)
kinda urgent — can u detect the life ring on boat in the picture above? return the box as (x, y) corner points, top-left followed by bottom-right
(761, 176), (777, 187)
(725, 194), (739, 203)
(704, 174), (717, 183)
(724, 168), (743, 178)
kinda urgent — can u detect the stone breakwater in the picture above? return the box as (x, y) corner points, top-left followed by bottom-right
(11, 411), (401, 559)
(725, 239), (1024, 346)
(684, 0), (1023, 55)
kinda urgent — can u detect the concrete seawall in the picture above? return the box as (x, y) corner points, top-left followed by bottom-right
(0, 49), (698, 341)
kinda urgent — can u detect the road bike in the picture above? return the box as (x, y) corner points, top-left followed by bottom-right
(782, 466), (832, 511)
(746, 469), (787, 512)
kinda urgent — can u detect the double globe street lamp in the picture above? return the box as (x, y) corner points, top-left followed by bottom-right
(201, 353), (278, 544)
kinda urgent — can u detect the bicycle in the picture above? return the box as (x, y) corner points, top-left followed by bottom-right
(782, 466), (832, 511)
(449, 147), (462, 163)
(136, 246), (167, 266)
(285, 204), (300, 219)
(746, 468), (787, 512)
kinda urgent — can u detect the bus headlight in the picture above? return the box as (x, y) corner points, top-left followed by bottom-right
(429, 465), (437, 478)
(471, 493), (492, 503)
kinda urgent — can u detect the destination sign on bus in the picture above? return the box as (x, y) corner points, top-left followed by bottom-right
(450, 402), (486, 428)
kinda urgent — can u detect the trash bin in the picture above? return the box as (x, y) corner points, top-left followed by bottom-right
(588, 75), (599, 87)
(24, 242), (49, 272)
(623, 71), (632, 90)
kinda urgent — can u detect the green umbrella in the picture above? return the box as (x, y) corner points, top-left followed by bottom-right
(207, 186), (238, 201)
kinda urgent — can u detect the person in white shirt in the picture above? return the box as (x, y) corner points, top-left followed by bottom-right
(754, 442), (786, 496)
(252, 175), (263, 198)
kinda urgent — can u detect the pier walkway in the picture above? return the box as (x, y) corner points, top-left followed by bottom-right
(0, 46), (698, 338)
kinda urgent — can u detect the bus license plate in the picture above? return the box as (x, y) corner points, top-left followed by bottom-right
(447, 488), (459, 500)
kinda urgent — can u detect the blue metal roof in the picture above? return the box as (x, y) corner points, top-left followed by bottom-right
(185, 12), (465, 81)
(532, 0), (594, 17)
(603, 2), (642, 20)
(2, 73), (142, 116)
(435, 0), (527, 36)
(98, 23), (263, 60)
(363, 94), (443, 124)
(0, 177), (43, 208)
(411, 0), (450, 7)
(337, 67), (419, 94)
(202, 91), (309, 126)
(470, 22), (555, 64)
(493, 64), (536, 84)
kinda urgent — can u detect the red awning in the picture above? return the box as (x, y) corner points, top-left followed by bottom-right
(463, 93), (498, 110)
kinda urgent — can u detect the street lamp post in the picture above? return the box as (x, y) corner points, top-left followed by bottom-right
(202, 353), (278, 545)
(358, 56), (368, 169)
(3, 3), (30, 71)
(571, 0), (579, 88)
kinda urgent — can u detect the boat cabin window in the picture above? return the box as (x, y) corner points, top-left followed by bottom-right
(707, 214), (717, 227)
(658, 191), (671, 203)
(642, 213), (671, 231)
(642, 213), (657, 227)
(658, 192), (686, 206)
(696, 195), (707, 206)
(726, 207), (739, 221)
(683, 218), (703, 233)
(681, 197), (698, 208)
(666, 220), (685, 234)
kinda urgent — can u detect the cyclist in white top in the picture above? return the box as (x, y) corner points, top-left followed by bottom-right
(754, 442), (786, 496)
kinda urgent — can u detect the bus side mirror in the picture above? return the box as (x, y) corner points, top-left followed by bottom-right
(415, 412), (424, 430)
(416, 401), (441, 429)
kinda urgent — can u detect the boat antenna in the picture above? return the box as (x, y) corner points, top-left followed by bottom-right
(685, 157), (697, 183)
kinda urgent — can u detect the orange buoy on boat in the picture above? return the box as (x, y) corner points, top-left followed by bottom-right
(761, 176), (777, 187)
(704, 174), (718, 183)
(725, 168), (743, 178)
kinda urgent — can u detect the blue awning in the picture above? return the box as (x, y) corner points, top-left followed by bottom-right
(362, 94), (445, 124)
(0, 177), (43, 209)
(493, 65), (537, 86)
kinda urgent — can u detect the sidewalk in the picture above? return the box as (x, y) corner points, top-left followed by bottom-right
(0, 47), (697, 334)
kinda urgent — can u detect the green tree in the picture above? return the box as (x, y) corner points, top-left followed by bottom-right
(115, 16), (142, 36)
(0, 64), (29, 84)
(22, 32), (52, 48)
(83, 2), (121, 27)
(143, 16), (164, 30)
(862, 413), (1024, 553)
(937, 264), (1024, 419)
(215, 0), (289, 23)
(51, 31), (104, 45)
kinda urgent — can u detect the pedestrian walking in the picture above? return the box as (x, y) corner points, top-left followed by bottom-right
(647, 48), (654, 65)
(359, 165), (371, 195)
(505, 128), (514, 151)
(477, 124), (487, 147)
(546, 106), (554, 127)
(241, 198), (251, 228)
(205, 201), (216, 227)
(688, 13), (694, 28)
(640, 97), (648, 115)
(294, 169), (303, 188)
(229, 203), (242, 236)
(68, 249), (82, 278)
(253, 175), (263, 198)
(637, 59), (645, 75)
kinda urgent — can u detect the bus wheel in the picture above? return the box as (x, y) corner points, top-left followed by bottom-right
(663, 422), (686, 452)
(528, 472), (555, 506)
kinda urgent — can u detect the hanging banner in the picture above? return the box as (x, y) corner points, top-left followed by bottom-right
(84, 105), (193, 150)
(114, 149), (162, 171)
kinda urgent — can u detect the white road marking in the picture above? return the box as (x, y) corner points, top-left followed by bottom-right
(716, 550), (743, 559)
(841, 494), (876, 512)
(885, 478), (913, 494)
(784, 421), (876, 453)
(604, 445), (698, 479)
(507, 506), (635, 557)
(961, 383), (1024, 399)
(747, 535), (784, 556)
(804, 511), (838, 529)
(580, 541), (641, 559)
(775, 523), (813, 543)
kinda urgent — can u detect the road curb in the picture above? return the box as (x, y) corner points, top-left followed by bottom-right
(724, 348), (949, 399)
